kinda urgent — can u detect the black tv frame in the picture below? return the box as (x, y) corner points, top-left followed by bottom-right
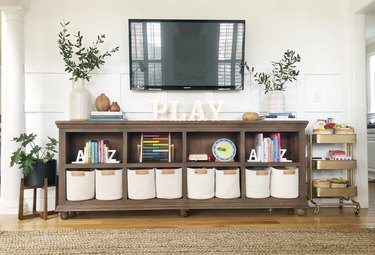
(128, 19), (246, 91)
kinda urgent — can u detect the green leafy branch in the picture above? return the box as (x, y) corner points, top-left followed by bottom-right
(10, 133), (58, 176)
(58, 20), (119, 82)
(242, 50), (301, 94)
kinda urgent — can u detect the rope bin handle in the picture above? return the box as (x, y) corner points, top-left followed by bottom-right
(194, 168), (208, 174)
(223, 169), (237, 175)
(71, 171), (85, 176)
(101, 170), (115, 175)
(135, 169), (151, 175)
(161, 169), (175, 174)
(256, 170), (269, 176)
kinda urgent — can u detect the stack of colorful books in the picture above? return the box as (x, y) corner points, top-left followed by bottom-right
(253, 133), (285, 162)
(141, 133), (171, 162)
(81, 140), (119, 163)
(89, 111), (126, 121)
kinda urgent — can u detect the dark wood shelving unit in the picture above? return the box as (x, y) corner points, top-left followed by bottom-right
(56, 120), (308, 219)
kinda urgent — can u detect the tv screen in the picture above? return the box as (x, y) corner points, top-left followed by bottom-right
(129, 19), (245, 90)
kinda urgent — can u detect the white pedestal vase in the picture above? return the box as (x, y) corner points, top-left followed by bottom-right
(69, 79), (91, 120)
(268, 90), (285, 113)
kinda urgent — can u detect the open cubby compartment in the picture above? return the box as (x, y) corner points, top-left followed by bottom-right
(244, 132), (299, 162)
(127, 132), (183, 163)
(65, 132), (124, 164)
(186, 132), (240, 162)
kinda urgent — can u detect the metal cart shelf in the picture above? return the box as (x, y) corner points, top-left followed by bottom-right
(308, 134), (360, 215)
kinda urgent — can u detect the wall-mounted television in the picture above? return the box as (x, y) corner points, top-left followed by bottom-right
(129, 19), (245, 91)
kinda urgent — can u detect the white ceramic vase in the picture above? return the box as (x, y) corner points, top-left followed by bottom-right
(268, 90), (285, 113)
(69, 79), (91, 120)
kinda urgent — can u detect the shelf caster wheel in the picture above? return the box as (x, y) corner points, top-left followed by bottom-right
(60, 212), (69, 220)
(69, 211), (78, 218)
(180, 209), (189, 217)
(313, 206), (320, 215)
(295, 208), (306, 216)
(354, 206), (360, 216)
(287, 208), (294, 215)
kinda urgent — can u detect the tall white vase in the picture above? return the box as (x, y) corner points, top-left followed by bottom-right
(268, 90), (285, 113)
(69, 79), (91, 120)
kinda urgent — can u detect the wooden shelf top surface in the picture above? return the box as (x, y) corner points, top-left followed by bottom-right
(56, 120), (309, 131)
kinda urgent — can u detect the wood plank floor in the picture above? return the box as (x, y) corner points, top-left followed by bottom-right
(1, 182), (374, 231)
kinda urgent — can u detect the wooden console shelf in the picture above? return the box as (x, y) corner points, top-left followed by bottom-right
(56, 120), (308, 219)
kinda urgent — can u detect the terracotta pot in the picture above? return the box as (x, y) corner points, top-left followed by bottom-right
(109, 102), (121, 112)
(95, 93), (110, 111)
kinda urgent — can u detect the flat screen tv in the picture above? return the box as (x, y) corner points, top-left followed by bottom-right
(129, 19), (245, 90)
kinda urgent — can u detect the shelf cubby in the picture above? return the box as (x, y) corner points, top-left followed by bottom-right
(65, 131), (123, 164)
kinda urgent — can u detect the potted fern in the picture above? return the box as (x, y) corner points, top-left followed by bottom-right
(58, 21), (119, 120)
(10, 133), (58, 187)
(243, 50), (301, 112)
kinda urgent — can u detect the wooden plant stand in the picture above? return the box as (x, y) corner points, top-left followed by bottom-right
(18, 177), (58, 220)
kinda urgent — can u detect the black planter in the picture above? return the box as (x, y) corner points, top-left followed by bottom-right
(23, 160), (57, 187)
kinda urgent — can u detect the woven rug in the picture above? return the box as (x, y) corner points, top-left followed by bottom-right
(1, 227), (374, 254)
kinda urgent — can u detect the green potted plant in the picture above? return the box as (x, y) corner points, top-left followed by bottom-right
(10, 133), (58, 187)
(242, 49), (301, 112)
(58, 20), (119, 120)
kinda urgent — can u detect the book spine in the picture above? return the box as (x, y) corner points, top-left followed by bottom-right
(91, 111), (123, 116)
(100, 140), (104, 163)
(95, 141), (98, 164)
(91, 141), (95, 164)
(90, 115), (123, 119)
(104, 144), (107, 163)
(256, 133), (264, 162)
(271, 136), (278, 162)
(268, 112), (295, 116)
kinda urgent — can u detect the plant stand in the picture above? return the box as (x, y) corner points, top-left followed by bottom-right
(18, 177), (58, 220)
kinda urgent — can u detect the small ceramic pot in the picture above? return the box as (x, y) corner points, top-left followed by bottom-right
(95, 93), (110, 111)
(109, 102), (121, 112)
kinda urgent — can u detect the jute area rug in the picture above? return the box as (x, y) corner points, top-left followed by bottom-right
(0, 227), (374, 255)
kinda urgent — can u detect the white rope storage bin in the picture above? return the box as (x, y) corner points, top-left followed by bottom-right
(67, 170), (95, 201)
(245, 168), (271, 198)
(187, 167), (215, 199)
(215, 168), (240, 199)
(127, 168), (156, 200)
(270, 167), (299, 198)
(155, 168), (182, 199)
(95, 169), (123, 200)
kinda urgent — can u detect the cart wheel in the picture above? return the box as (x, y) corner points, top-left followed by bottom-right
(354, 206), (360, 216)
(295, 208), (306, 216)
(313, 206), (320, 215)
(339, 199), (343, 209)
(180, 209), (189, 217)
(60, 212), (69, 220)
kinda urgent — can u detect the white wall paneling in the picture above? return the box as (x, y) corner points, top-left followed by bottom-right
(302, 74), (344, 112)
(0, 0), (371, 212)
